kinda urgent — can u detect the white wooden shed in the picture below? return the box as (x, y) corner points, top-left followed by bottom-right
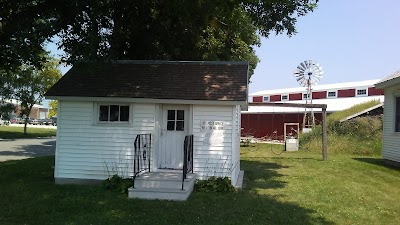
(45, 60), (248, 200)
(375, 70), (400, 167)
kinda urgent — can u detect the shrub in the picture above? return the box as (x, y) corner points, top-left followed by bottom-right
(300, 100), (383, 156)
(101, 174), (133, 194)
(300, 116), (383, 156)
(195, 176), (236, 193)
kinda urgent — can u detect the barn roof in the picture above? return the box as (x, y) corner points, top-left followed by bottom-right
(375, 70), (400, 89)
(251, 79), (380, 96)
(242, 95), (384, 114)
(45, 60), (249, 102)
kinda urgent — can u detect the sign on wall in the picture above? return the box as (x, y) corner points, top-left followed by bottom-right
(201, 121), (226, 146)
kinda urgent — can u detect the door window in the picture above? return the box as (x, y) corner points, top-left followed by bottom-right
(167, 110), (184, 131)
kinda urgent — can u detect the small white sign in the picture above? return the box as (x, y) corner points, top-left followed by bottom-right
(201, 121), (225, 146)
(200, 121), (225, 131)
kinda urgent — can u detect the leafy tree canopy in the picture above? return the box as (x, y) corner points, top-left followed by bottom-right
(11, 55), (62, 134)
(48, 100), (58, 118)
(0, 0), (318, 77)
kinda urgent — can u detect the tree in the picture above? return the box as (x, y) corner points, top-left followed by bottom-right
(12, 56), (62, 134)
(0, 70), (16, 119)
(48, 100), (58, 118)
(0, 0), (318, 78)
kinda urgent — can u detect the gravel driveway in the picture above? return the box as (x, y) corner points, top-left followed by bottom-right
(0, 138), (56, 162)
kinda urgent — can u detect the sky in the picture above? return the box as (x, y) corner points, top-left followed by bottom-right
(46, 0), (400, 95)
(249, 0), (400, 94)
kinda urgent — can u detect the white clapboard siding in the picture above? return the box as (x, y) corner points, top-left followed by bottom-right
(230, 105), (241, 185)
(192, 105), (237, 182)
(382, 86), (400, 163)
(55, 101), (156, 180)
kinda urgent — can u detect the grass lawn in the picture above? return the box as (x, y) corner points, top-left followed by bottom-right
(0, 126), (56, 139)
(1, 144), (399, 225)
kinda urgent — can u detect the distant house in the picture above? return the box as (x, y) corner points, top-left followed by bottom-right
(375, 71), (400, 167)
(242, 79), (384, 138)
(1, 99), (48, 119)
(45, 60), (248, 200)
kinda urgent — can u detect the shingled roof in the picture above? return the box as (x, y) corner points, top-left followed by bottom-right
(45, 61), (248, 101)
(375, 70), (400, 89)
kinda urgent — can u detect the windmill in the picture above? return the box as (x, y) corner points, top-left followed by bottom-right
(293, 60), (324, 129)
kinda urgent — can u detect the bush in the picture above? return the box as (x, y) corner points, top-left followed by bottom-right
(101, 174), (133, 194)
(195, 176), (236, 193)
(300, 101), (383, 156)
(300, 116), (383, 156)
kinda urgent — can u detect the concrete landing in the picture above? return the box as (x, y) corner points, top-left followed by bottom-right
(128, 172), (196, 201)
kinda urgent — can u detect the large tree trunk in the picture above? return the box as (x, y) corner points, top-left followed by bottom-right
(24, 117), (28, 135)
(23, 105), (34, 135)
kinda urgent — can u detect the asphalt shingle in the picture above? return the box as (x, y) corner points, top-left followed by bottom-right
(45, 61), (249, 101)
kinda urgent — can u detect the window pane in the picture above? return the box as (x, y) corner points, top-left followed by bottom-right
(110, 105), (119, 121)
(176, 121), (184, 131)
(168, 110), (175, 120)
(177, 110), (184, 120)
(120, 106), (129, 121)
(99, 105), (109, 121)
(357, 89), (367, 95)
(167, 121), (175, 130)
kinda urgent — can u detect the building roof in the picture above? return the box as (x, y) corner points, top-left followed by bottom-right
(375, 70), (400, 89)
(250, 79), (381, 96)
(339, 103), (384, 122)
(242, 96), (384, 113)
(45, 60), (249, 102)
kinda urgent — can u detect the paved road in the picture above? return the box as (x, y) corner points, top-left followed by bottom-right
(0, 138), (56, 162)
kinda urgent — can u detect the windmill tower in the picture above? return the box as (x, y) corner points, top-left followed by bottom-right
(293, 60), (324, 129)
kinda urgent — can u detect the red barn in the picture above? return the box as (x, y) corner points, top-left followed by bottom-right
(242, 79), (384, 138)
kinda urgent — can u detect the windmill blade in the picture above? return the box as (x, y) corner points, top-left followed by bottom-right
(311, 76), (321, 84)
(297, 65), (306, 72)
(299, 61), (308, 70)
(293, 59), (324, 88)
(297, 76), (305, 83)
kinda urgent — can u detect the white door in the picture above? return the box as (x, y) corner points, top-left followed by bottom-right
(159, 105), (189, 169)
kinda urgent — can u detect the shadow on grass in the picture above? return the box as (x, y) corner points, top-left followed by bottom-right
(353, 157), (400, 170)
(241, 160), (288, 190)
(0, 140), (55, 157)
(0, 156), (333, 225)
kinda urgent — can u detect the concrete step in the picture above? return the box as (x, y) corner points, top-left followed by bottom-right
(128, 186), (194, 201)
(134, 172), (196, 189)
(129, 172), (196, 201)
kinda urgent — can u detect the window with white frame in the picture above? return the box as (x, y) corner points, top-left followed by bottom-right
(396, 97), (400, 132)
(281, 95), (288, 101)
(263, 96), (270, 102)
(98, 104), (130, 122)
(356, 88), (367, 96)
(303, 93), (310, 100)
(327, 91), (337, 98)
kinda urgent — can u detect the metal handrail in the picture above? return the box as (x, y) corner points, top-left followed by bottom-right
(182, 134), (194, 190)
(132, 134), (152, 188)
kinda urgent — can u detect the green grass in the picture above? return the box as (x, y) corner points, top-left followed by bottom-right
(327, 100), (380, 122)
(1, 144), (400, 225)
(0, 126), (56, 139)
(300, 100), (383, 155)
